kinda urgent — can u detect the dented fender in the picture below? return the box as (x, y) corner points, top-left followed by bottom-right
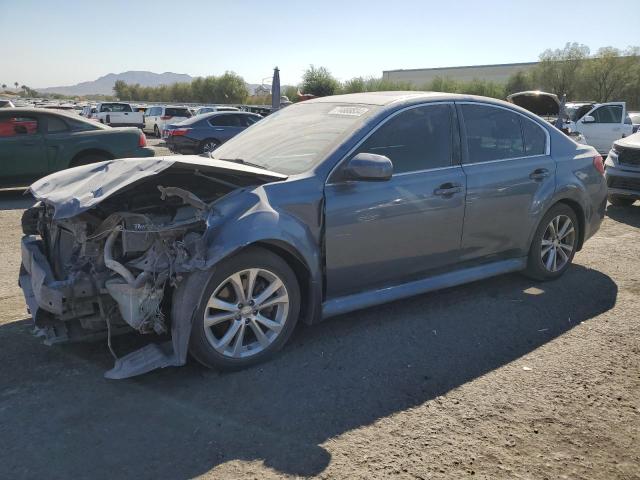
(200, 184), (324, 323)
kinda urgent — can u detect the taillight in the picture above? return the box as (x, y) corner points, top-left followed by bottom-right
(169, 128), (190, 136)
(138, 132), (147, 147)
(160, 115), (172, 120)
(593, 155), (605, 175)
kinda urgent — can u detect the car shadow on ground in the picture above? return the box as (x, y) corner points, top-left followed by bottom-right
(0, 265), (617, 479)
(0, 189), (33, 211)
(606, 203), (640, 228)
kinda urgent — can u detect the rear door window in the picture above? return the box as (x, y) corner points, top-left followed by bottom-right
(356, 103), (453, 174)
(166, 108), (191, 118)
(461, 104), (524, 163)
(209, 114), (242, 127)
(0, 116), (39, 137)
(46, 115), (69, 133)
(240, 114), (260, 127)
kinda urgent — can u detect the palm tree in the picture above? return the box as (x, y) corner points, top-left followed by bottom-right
(21, 85), (27, 92)
(14, 82), (18, 90)
(1, 84), (6, 90)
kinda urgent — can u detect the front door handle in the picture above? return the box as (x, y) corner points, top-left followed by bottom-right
(434, 183), (463, 196)
(214, 128), (225, 131)
(529, 168), (550, 180)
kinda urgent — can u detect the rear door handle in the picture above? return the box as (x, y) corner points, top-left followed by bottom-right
(434, 183), (463, 196)
(529, 168), (550, 180)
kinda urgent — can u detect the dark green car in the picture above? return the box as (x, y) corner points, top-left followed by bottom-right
(0, 108), (155, 187)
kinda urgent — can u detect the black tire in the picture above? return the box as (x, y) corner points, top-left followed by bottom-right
(608, 195), (635, 207)
(154, 125), (161, 138)
(70, 152), (110, 167)
(186, 247), (301, 370)
(200, 138), (220, 154)
(523, 203), (579, 281)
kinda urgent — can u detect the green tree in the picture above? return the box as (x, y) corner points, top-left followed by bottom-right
(531, 42), (590, 97)
(505, 71), (533, 94)
(113, 80), (128, 99)
(301, 65), (340, 97)
(581, 47), (640, 102)
(283, 85), (299, 102)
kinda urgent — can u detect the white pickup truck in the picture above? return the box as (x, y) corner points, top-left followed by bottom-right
(92, 102), (144, 129)
(566, 101), (634, 154)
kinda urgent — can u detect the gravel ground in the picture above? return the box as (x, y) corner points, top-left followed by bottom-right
(0, 168), (638, 479)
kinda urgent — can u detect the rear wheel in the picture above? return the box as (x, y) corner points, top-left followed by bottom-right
(524, 204), (579, 281)
(187, 247), (300, 370)
(608, 195), (635, 207)
(200, 138), (220, 154)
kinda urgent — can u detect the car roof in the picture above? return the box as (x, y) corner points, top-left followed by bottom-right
(305, 91), (532, 113)
(1, 107), (108, 127)
(183, 110), (258, 124)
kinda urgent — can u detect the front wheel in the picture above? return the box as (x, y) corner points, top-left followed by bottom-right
(523, 204), (579, 281)
(187, 247), (300, 370)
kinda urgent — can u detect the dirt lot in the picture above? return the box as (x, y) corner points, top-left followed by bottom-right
(0, 181), (638, 479)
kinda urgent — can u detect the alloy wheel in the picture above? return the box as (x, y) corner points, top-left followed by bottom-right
(540, 215), (575, 272)
(203, 268), (290, 358)
(203, 141), (218, 153)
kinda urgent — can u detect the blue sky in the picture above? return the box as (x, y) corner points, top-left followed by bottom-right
(2, 0), (639, 88)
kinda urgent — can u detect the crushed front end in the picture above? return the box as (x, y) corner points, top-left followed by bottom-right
(17, 157), (288, 379)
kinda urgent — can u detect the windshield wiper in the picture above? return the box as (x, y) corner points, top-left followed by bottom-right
(215, 157), (269, 170)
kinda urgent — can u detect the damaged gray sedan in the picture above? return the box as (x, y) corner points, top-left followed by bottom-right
(19, 92), (607, 379)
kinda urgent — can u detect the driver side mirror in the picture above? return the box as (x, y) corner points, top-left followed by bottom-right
(343, 152), (393, 182)
(582, 115), (595, 124)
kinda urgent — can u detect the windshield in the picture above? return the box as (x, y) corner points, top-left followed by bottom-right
(211, 102), (379, 175)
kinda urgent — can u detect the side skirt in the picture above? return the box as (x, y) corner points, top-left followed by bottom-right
(321, 257), (527, 319)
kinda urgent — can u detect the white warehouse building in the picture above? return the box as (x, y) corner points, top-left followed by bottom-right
(382, 61), (538, 86)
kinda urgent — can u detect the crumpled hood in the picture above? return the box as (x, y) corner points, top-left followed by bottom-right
(507, 91), (560, 116)
(29, 155), (287, 219)
(613, 131), (640, 149)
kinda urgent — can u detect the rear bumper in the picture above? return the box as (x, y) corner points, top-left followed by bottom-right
(108, 122), (144, 129)
(605, 165), (640, 199)
(166, 137), (199, 154)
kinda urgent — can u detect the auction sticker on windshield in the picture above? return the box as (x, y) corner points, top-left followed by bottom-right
(328, 106), (369, 117)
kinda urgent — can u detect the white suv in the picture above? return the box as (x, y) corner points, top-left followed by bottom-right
(143, 106), (192, 138)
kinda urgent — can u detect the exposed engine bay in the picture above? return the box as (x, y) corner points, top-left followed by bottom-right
(18, 157), (288, 379)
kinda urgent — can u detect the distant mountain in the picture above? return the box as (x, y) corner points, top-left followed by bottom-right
(37, 71), (194, 96)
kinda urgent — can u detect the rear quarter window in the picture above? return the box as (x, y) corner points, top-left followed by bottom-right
(520, 118), (547, 155)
